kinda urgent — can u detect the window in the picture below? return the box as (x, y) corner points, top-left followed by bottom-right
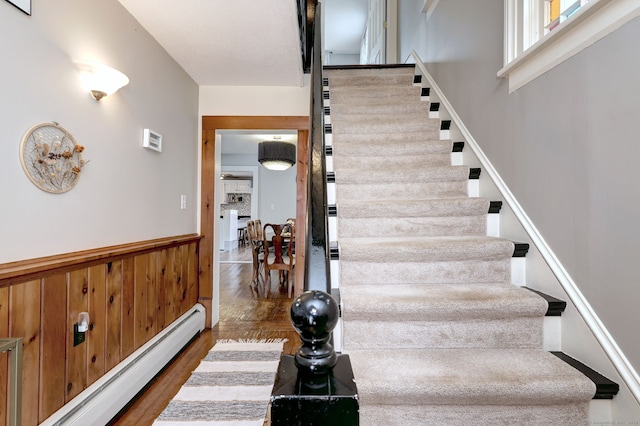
(545, 0), (591, 32)
(499, 0), (640, 92)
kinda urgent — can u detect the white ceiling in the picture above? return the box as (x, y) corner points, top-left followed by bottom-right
(117, 0), (368, 154)
(118, 0), (368, 87)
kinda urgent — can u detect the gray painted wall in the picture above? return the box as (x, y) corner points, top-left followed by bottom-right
(0, 0), (199, 263)
(399, 0), (640, 381)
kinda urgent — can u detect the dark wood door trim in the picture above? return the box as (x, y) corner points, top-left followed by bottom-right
(200, 116), (309, 327)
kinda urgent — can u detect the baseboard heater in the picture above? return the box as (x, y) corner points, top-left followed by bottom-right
(41, 303), (206, 426)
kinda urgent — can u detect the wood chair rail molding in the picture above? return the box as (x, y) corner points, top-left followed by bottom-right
(0, 234), (202, 287)
(200, 115), (309, 325)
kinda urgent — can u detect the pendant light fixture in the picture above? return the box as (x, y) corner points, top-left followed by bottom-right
(258, 140), (296, 171)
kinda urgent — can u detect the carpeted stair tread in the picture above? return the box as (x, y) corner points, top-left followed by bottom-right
(341, 282), (548, 349)
(329, 102), (431, 116)
(358, 403), (590, 426)
(336, 181), (469, 202)
(336, 165), (469, 184)
(328, 73), (415, 87)
(338, 198), (489, 218)
(333, 153), (451, 169)
(347, 348), (596, 406)
(338, 215), (488, 237)
(328, 86), (422, 103)
(333, 111), (434, 123)
(343, 316), (544, 349)
(332, 134), (452, 156)
(336, 198), (490, 237)
(340, 257), (512, 285)
(338, 236), (514, 263)
(340, 283), (547, 320)
(330, 117), (440, 135)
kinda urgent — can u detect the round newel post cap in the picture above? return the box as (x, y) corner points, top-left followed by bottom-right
(290, 290), (339, 375)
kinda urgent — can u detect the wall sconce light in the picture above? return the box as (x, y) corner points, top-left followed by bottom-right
(258, 140), (296, 171)
(76, 61), (129, 101)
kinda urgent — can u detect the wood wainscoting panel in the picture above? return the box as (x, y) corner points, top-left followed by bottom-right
(134, 255), (149, 350)
(121, 257), (136, 359)
(165, 247), (178, 325)
(66, 269), (89, 401)
(186, 243), (199, 314)
(0, 234), (201, 424)
(87, 265), (107, 386)
(39, 273), (67, 422)
(106, 260), (123, 371)
(174, 245), (185, 318)
(146, 252), (158, 342)
(156, 250), (168, 332)
(9, 279), (40, 426)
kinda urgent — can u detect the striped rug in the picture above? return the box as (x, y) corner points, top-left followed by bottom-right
(153, 339), (286, 426)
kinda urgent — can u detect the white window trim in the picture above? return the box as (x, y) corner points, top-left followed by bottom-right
(498, 0), (640, 93)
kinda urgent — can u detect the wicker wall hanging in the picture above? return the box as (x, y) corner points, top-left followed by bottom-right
(19, 122), (88, 193)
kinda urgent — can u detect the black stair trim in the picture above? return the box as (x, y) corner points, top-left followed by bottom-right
(452, 141), (465, 152)
(330, 241), (339, 260)
(327, 172), (335, 183)
(323, 77), (329, 86)
(430, 102), (440, 112)
(328, 205), (337, 216)
(421, 87), (430, 97)
(512, 243), (530, 257)
(324, 64), (415, 71)
(488, 201), (503, 214)
(413, 75), (422, 84)
(324, 123), (332, 134)
(440, 120), (451, 131)
(324, 106), (330, 115)
(551, 352), (619, 399)
(469, 168), (481, 179)
(323, 91), (330, 100)
(524, 287), (567, 316)
(325, 145), (333, 156)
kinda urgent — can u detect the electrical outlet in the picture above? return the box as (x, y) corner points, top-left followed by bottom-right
(73, 323), (86, 346)
(180, 194), (186, 210)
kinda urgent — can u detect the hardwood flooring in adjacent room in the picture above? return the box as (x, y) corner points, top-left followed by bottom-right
(109, 245), (299, 426)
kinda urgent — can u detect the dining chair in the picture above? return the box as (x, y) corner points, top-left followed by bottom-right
(262, 223), (295, 298)
(246, 220), (264, 295)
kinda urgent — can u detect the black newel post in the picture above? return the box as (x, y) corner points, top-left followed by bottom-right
(270, 290), (359, 425)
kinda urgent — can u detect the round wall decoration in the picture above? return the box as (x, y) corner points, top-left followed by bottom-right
(19, 122), (88, 193)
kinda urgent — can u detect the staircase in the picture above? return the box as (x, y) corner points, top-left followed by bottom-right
(324, 66), (606, 425)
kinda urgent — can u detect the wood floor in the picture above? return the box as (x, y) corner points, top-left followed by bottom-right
(109, 245), (300, 426)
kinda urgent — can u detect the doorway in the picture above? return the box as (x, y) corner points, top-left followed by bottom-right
(200, 116), (309, 327)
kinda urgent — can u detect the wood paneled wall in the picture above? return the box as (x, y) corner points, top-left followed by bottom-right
(0, 234), (201, 425)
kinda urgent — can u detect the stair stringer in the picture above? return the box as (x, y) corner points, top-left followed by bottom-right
(410, 50), (640, 422)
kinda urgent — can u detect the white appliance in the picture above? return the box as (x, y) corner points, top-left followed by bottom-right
(220, 209), (238, 251)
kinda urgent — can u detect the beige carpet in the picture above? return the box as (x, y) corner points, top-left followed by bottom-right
(326, 66), (596, 425)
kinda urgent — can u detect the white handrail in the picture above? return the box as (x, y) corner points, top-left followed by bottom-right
(410, 48), (640, 405)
